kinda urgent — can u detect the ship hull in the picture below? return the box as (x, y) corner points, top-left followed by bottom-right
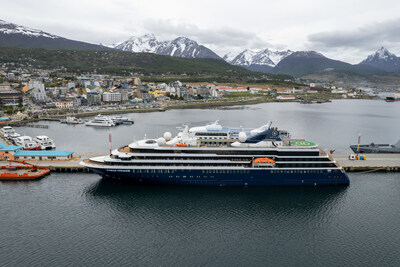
(384, 98), (400, 102)
(350, 145), (400, 153)
(88, 167), (349, 186)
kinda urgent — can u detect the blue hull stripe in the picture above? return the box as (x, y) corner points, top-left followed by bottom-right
(89, 167), (350, 186)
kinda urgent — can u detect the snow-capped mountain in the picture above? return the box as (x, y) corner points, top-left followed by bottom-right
(0, 19), (60, 39)
(222, 52), (236, 62)
(0, 19), (108, 50)
(359, 47), (400, 72)
(114, 35), (221, 59)
(114, 34), (159, 53)
(224, 48), (293, 73)
(229, 50), (259, 66)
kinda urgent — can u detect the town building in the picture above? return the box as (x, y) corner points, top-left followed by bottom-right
(276, 95), (296, 100)
(0, 144), (23, 160)
(87, 93), (101, 106)
(55, 100), (74, 109)
(103, 92), (121, 103)
(0, 88), (23, 106)
(13, 150), (74, 161)
(28, 80), (47, 100)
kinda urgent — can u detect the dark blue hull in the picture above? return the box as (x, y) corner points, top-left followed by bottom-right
(89, 167), (350, 186)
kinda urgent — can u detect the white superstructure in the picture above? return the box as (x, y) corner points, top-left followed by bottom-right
(1, 126), (15, 137)
(85, 115), (115, 127)
(14, 136), (39, 150)
(34, 135), (56, 150)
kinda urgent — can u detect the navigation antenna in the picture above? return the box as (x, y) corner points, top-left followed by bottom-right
(356, 132), (361, 158)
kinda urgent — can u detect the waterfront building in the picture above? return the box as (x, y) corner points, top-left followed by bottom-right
(87, 92), (101, 106)
(13, 150), (74, 161)
(0, 144), (23, 160)
(103, 92), (122, 103)
(276, 95), (296, 100)
(277, 89), (292, 94)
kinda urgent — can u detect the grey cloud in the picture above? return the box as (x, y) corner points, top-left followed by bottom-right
(307, 18), (400, 50)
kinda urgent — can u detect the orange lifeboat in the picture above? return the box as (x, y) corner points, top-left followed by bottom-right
(176, 143), (187, 147)
(252, 157), (275, 167)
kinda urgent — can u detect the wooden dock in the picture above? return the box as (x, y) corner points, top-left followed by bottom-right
(0, 152), (396, 174)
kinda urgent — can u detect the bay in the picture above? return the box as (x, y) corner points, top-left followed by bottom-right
(1, 99), (400, 266)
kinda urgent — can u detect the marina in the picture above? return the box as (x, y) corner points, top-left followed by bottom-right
(0, 100), (399, 175)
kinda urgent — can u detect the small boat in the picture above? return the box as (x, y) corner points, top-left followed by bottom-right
(7, 133), (21, 144)
(111, 116), (134, 125)
(34, 136), (56, 150)
(0, 160), (50, 181)
(385, 92), (400, 102)
(62, 116), (84, 124)
(1, 126), (16, 138)
(14, 136), (40, 150)
(85, 115), (115, 127)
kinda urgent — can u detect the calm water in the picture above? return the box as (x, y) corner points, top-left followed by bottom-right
(11, 99), (400, 153)
(1, 100), (400, 266)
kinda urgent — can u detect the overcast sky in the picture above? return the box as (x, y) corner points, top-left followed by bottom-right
(1, 0), (399, 63)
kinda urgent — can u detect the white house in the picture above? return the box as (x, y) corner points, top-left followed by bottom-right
(277, 95), (296, 100)
(55, 101), (73, 109)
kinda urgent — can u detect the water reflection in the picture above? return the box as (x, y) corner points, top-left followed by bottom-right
(85, 178), (349, 218)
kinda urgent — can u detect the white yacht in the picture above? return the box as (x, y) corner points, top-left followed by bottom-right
(85, 115), (115, 127)
(34, 136), (56, 150)
(64, 116), (84, 124)
(111, 116), (134, 125)
(14, 136), (39, 150)
(1, 126), (16, 137)
(8, 133), (21, 144)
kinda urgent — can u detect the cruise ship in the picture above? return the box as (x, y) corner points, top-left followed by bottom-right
(81, 121), (350, 186)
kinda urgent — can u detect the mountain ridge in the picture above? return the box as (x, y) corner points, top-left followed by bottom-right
(113, 35), (221, 59)
(358, 47), (400, 72)
(224, 49), (293, 73)
(0, 19), (108, 50)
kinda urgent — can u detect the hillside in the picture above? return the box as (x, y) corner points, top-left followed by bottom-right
(274, 51), (385, 77)
(0, 47), (255, 77)
(358, 47), (400, 72)
(0, 20), (108, 50)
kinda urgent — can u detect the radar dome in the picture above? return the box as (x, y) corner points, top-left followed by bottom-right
(157, 137), (166, 146)
(239, 132), (247, 142)
(163, 132), (172, 141)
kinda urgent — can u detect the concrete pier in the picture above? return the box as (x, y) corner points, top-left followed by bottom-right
(334, 153), (400, 172)
(0, 152), (397, 173)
